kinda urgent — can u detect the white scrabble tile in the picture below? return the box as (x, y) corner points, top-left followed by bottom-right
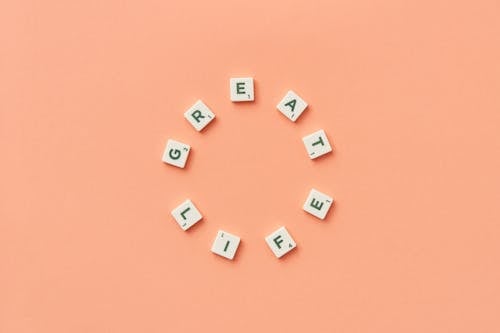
(184, 100), (215, 132)
(276, 90), (308, 122)
(303, 188), (334, 220)
(302, 129), (332, 159)
(229, 77), (254, 102)
(265, 226), (297, 258)
(211, 230), (241, 260)
(171, 199), (202, 231)
(162, 139), (191, 168)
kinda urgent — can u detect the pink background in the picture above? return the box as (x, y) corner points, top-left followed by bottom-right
(1, 0), (500, 332)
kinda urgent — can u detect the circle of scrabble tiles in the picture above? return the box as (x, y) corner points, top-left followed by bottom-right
(162, 77), (334, 260)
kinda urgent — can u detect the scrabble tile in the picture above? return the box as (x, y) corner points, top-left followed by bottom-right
(302, 129), (332, 159)
(265, 226), (297, 258)
(211, 230), (241, 260)
(162, 139), (191, 168)
(230, 77), (254, 102)
(276, 90), (308, 122)
(171, 199), (202, 231)
(303, 188), (334, 220)
(184, 100), (215, 132)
